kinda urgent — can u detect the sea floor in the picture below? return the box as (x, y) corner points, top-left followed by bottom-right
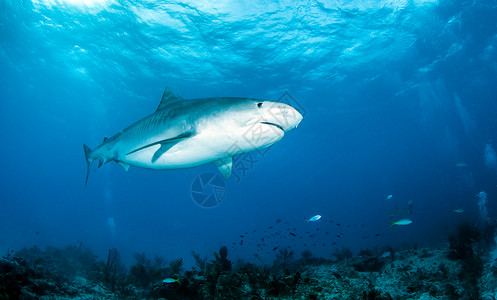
(2, 243), (497, 299)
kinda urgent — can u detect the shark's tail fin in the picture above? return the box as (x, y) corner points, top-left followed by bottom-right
(83, 144), (93, 186)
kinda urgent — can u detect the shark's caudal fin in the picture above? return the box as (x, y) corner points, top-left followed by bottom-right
(83, 144), (129, 185)
(83, 144), (93, 186)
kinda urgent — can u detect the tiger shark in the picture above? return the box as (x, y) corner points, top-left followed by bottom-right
(83, 87), (303, 184)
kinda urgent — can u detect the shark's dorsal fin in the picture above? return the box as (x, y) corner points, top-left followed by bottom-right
(156, 87), (184, 112)
(213, 157), (233, 179)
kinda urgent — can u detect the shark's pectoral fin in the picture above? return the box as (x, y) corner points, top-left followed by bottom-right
(151, 142), (176, 163)
(151, 132), (193, 163)
(127, 132), (193, 163)
(213, 157), (233, 179)
(117, 161), (130, 172)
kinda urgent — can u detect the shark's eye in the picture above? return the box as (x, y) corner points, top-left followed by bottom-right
(257, 102), (263, 108)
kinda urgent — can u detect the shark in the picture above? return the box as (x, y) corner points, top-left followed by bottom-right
(83, 87), (303, 184)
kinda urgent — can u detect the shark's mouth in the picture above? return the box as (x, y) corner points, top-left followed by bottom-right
(260, 121), (284, 131)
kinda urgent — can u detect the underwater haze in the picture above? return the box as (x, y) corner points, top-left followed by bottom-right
(1, 0), (497, 270)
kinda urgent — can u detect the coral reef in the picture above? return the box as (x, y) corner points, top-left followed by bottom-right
(191, 250), (207, 273)
(3, 222), (497, 299)
(332, 246), (353, 262)
(0, 244), (115, 299)
(448, 221), (481, 260)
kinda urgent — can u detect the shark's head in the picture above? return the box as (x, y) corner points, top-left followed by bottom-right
(251, 100), (303, 132)
(226, 99), (303, 132)
(218, 98), (303, 151)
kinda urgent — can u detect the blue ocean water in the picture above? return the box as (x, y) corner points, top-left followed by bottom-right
(1, 0), (496, 269)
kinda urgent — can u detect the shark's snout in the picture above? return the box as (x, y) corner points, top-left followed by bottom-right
(288, 106), (304, 130)
(264, 102), (303, 132)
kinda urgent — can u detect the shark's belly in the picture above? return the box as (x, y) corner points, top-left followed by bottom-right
(119, 135), (239, 170)
(116, 124), (284, 170)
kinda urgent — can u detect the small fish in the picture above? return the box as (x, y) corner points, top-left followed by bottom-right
(381, 251), (392, 258)
(390, 219), (412, 228)
(192, 275), (207, 281)
(453, 209), (464, 213)
(273, 247), (278, 251)
(307, 215), (322, 222)
(289, 232), (296, 237)
(163, 278), (181, 284)
(375, 233), (381, 237)
(385, 195), (393, 200)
